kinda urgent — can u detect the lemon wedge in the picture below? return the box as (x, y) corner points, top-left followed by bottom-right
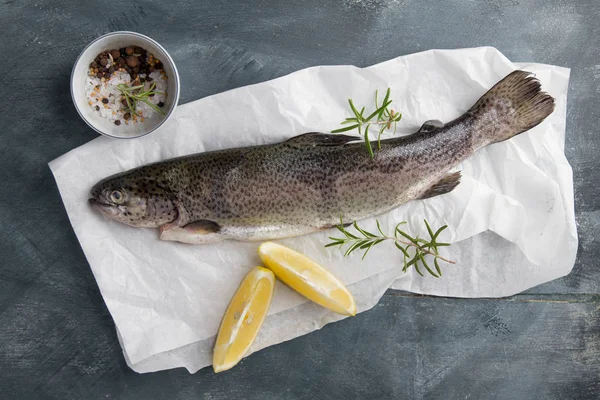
(213, 266), (275, 373)
(258, 242), (356, 316)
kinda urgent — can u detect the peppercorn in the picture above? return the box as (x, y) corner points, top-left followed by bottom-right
(110, 49), (120, 59)
(126, 56), (139, 67)
(125, 46), (134, 56)
(114, 120), (121, 126)
(158, 102), (164, 108)
(102, 98), (109, 104)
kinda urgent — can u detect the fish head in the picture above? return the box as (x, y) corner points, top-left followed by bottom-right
(88, 174), (177, 228)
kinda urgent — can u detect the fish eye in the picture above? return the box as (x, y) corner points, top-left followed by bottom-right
(110, 190), (124, 204)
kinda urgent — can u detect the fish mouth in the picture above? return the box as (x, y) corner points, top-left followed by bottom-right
(88, 197), (120, 218)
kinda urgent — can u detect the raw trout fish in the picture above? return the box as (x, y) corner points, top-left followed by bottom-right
(89, 71), (554, 244)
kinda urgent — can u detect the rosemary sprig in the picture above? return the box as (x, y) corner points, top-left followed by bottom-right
(331, 88), (402, 158)
(325, 218), (454, 278)
(117, 82), (165, 117)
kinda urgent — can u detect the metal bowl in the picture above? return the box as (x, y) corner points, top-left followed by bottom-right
(71, 31), (180, 139)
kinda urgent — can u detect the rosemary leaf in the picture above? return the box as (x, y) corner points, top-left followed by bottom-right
(361, 241), (377, 260)
(349, 99), (361, 120)
(382, 88), (391, 108)
(353, 221), (376, 238)
(376, 220), (386, 236)
(434, 258), (442, 276)
(344, 240), (366, 256)
(414, 237), (429, 245)
(331, 124), (360, 133)
(364, 125), (374, 159)
(336, 224), (358, 240)
(365, 101), (391, 122)
(373, 238), (385, 246)
(418, 253), (439, 278)
(396, 228), (416, 243)
(424, 219), (435, 240)
(140, 98), (164, 115)
(394, 241), (410, 258)
(408, 254), (425, 276)
(359, 241), (374, 249)
(433, 225), (448, 241)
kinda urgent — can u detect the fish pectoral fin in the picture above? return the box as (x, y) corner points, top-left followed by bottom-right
(159, 220), (222, 244)
(159, 219), (220, 235)
(182, 220), (221, 234)
(418, 171), (461, 200)
(418, 119), (444, 133)
(285, 132), (360, 148)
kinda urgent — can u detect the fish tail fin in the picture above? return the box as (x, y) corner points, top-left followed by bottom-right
(468, 70), (555, 143)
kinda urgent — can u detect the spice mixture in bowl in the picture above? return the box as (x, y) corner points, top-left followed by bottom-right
(71, 32), (180, 139)
(86, 46), (168, 126)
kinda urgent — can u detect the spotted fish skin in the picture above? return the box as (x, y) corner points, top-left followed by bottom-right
(89, 70), (554, 243)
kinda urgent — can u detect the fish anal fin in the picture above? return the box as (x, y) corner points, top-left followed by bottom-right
(285, 132), (359, 148)
(418, 171), (461, 200)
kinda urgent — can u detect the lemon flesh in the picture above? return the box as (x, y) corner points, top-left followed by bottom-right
(213, 266), (275, 373)
(258, 242), (356, 316)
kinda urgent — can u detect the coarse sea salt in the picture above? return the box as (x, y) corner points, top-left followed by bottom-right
(85, 70), (167, 125)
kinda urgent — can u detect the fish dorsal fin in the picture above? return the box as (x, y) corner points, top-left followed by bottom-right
(418, 171), (461, 199)
(418, 120), (444, 133)
(285, 132), (360, 148)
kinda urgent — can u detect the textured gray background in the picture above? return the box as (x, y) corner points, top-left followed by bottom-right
(1, 0), (599, 399)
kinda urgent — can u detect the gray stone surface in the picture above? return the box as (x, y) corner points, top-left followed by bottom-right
(1, 0), (598, 399)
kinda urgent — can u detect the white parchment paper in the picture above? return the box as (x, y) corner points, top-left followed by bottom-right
(49, 47), (576, 373)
